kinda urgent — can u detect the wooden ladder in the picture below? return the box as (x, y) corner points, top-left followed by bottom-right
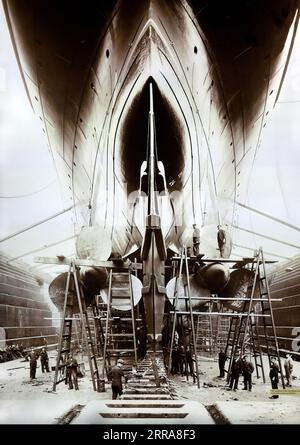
(168, 247), (200, 388)
(224, 248), (285, 388)
(52, 260), (101, 392)
(102, 269), (138, 377)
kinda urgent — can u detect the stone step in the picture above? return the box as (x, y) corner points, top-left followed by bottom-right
(121, 395), (173, 400)
(127, 384), (169, 388)
(123, 389), (170, 395)
(71, 400), (214, 424)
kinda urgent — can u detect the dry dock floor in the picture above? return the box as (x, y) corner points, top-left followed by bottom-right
(0, 352), (299, 424)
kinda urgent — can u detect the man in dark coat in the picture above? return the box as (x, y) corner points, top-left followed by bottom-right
(218, 348), (227, 378)
(192, 224), (200, 256)
(185, 346), (196, 383)
(217, 225), (226, 258)
(27, 348), (38, 380)
(228, 356), (242, 391)
(66, 354), (79, 390)
(269, 358), (279, 399)
(40, 348), (50, 373)
(171, 346), (179, 374)
(178, 345), (186, 376)
(111, 359), (125, 400)
(242, 356), (254, 391)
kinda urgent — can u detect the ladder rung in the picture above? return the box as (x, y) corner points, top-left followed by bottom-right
(110, 302), (132, 306)
(107, 334), (134, 337)
(111, 296), (131, 300)
(112, 287), (130, 291)
(107, 349), (135, 352)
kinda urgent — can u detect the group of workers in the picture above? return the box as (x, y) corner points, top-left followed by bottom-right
(0, 344), (25, 362)
(26, 347), (80, 390)
(218, 349), (295, 397)
(5, 341), (294, 398)
(192, 223), (227, 257)
(171, 345), (197, 383)
(26, 347), (50, 380)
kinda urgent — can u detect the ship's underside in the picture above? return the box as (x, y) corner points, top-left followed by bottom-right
(3, 0), (298, 255)
(2, 0), (300, 351)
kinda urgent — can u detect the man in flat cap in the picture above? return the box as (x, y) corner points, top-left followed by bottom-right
(111, 359), (125, 400)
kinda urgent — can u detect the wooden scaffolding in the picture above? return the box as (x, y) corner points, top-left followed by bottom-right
(167, 247), (284, 388)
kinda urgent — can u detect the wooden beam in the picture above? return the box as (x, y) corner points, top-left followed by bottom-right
(34, 256), (142, 270)
(170, 311), (271, 317)
(171, 256), (276, 264)
(175, 297), (282, 302)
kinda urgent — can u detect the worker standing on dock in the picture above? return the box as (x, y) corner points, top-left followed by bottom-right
(111, 359), (125, 400)
(242, 355), (254, 392)
(185, 346), (196, 384)
(26, 348), (39, 380)
(66, 354), (79, 390)
(269, 358), (280, 399)
(218, 348), (227, 378)
(40, 348), (50, 373)
(284, 354), (293, 387)
(228, 356), (242, 391)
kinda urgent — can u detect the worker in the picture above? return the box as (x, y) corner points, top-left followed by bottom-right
(171, 345), (179, 375)
(178, 345), (186, 376)
(185, 346), (196, 384)
(42, 337), (48, 350)
(26, 348), (39, 380)
(66, 354), (79, 390)
(228, 356), (242, 391)
(111, 359), (125, 400)
(192, 224), (200, 256)
(242, 355), (254, 391)
(284, 353), (293, 387)
(218, 348), (228, 378)
(269, 358), (280, 399)
(217, 225), (227, 258)
(40, 348), (50, 373)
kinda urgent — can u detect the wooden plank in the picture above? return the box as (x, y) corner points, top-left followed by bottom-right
(34, 256), (142, 269)
(171, 256), (276, 264)
(170, 311), (271, 317)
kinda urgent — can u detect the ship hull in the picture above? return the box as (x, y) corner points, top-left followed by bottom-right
(0, 253), (57, 348)
(3, 0), (298, 255)
(3, 0), (299, 346)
